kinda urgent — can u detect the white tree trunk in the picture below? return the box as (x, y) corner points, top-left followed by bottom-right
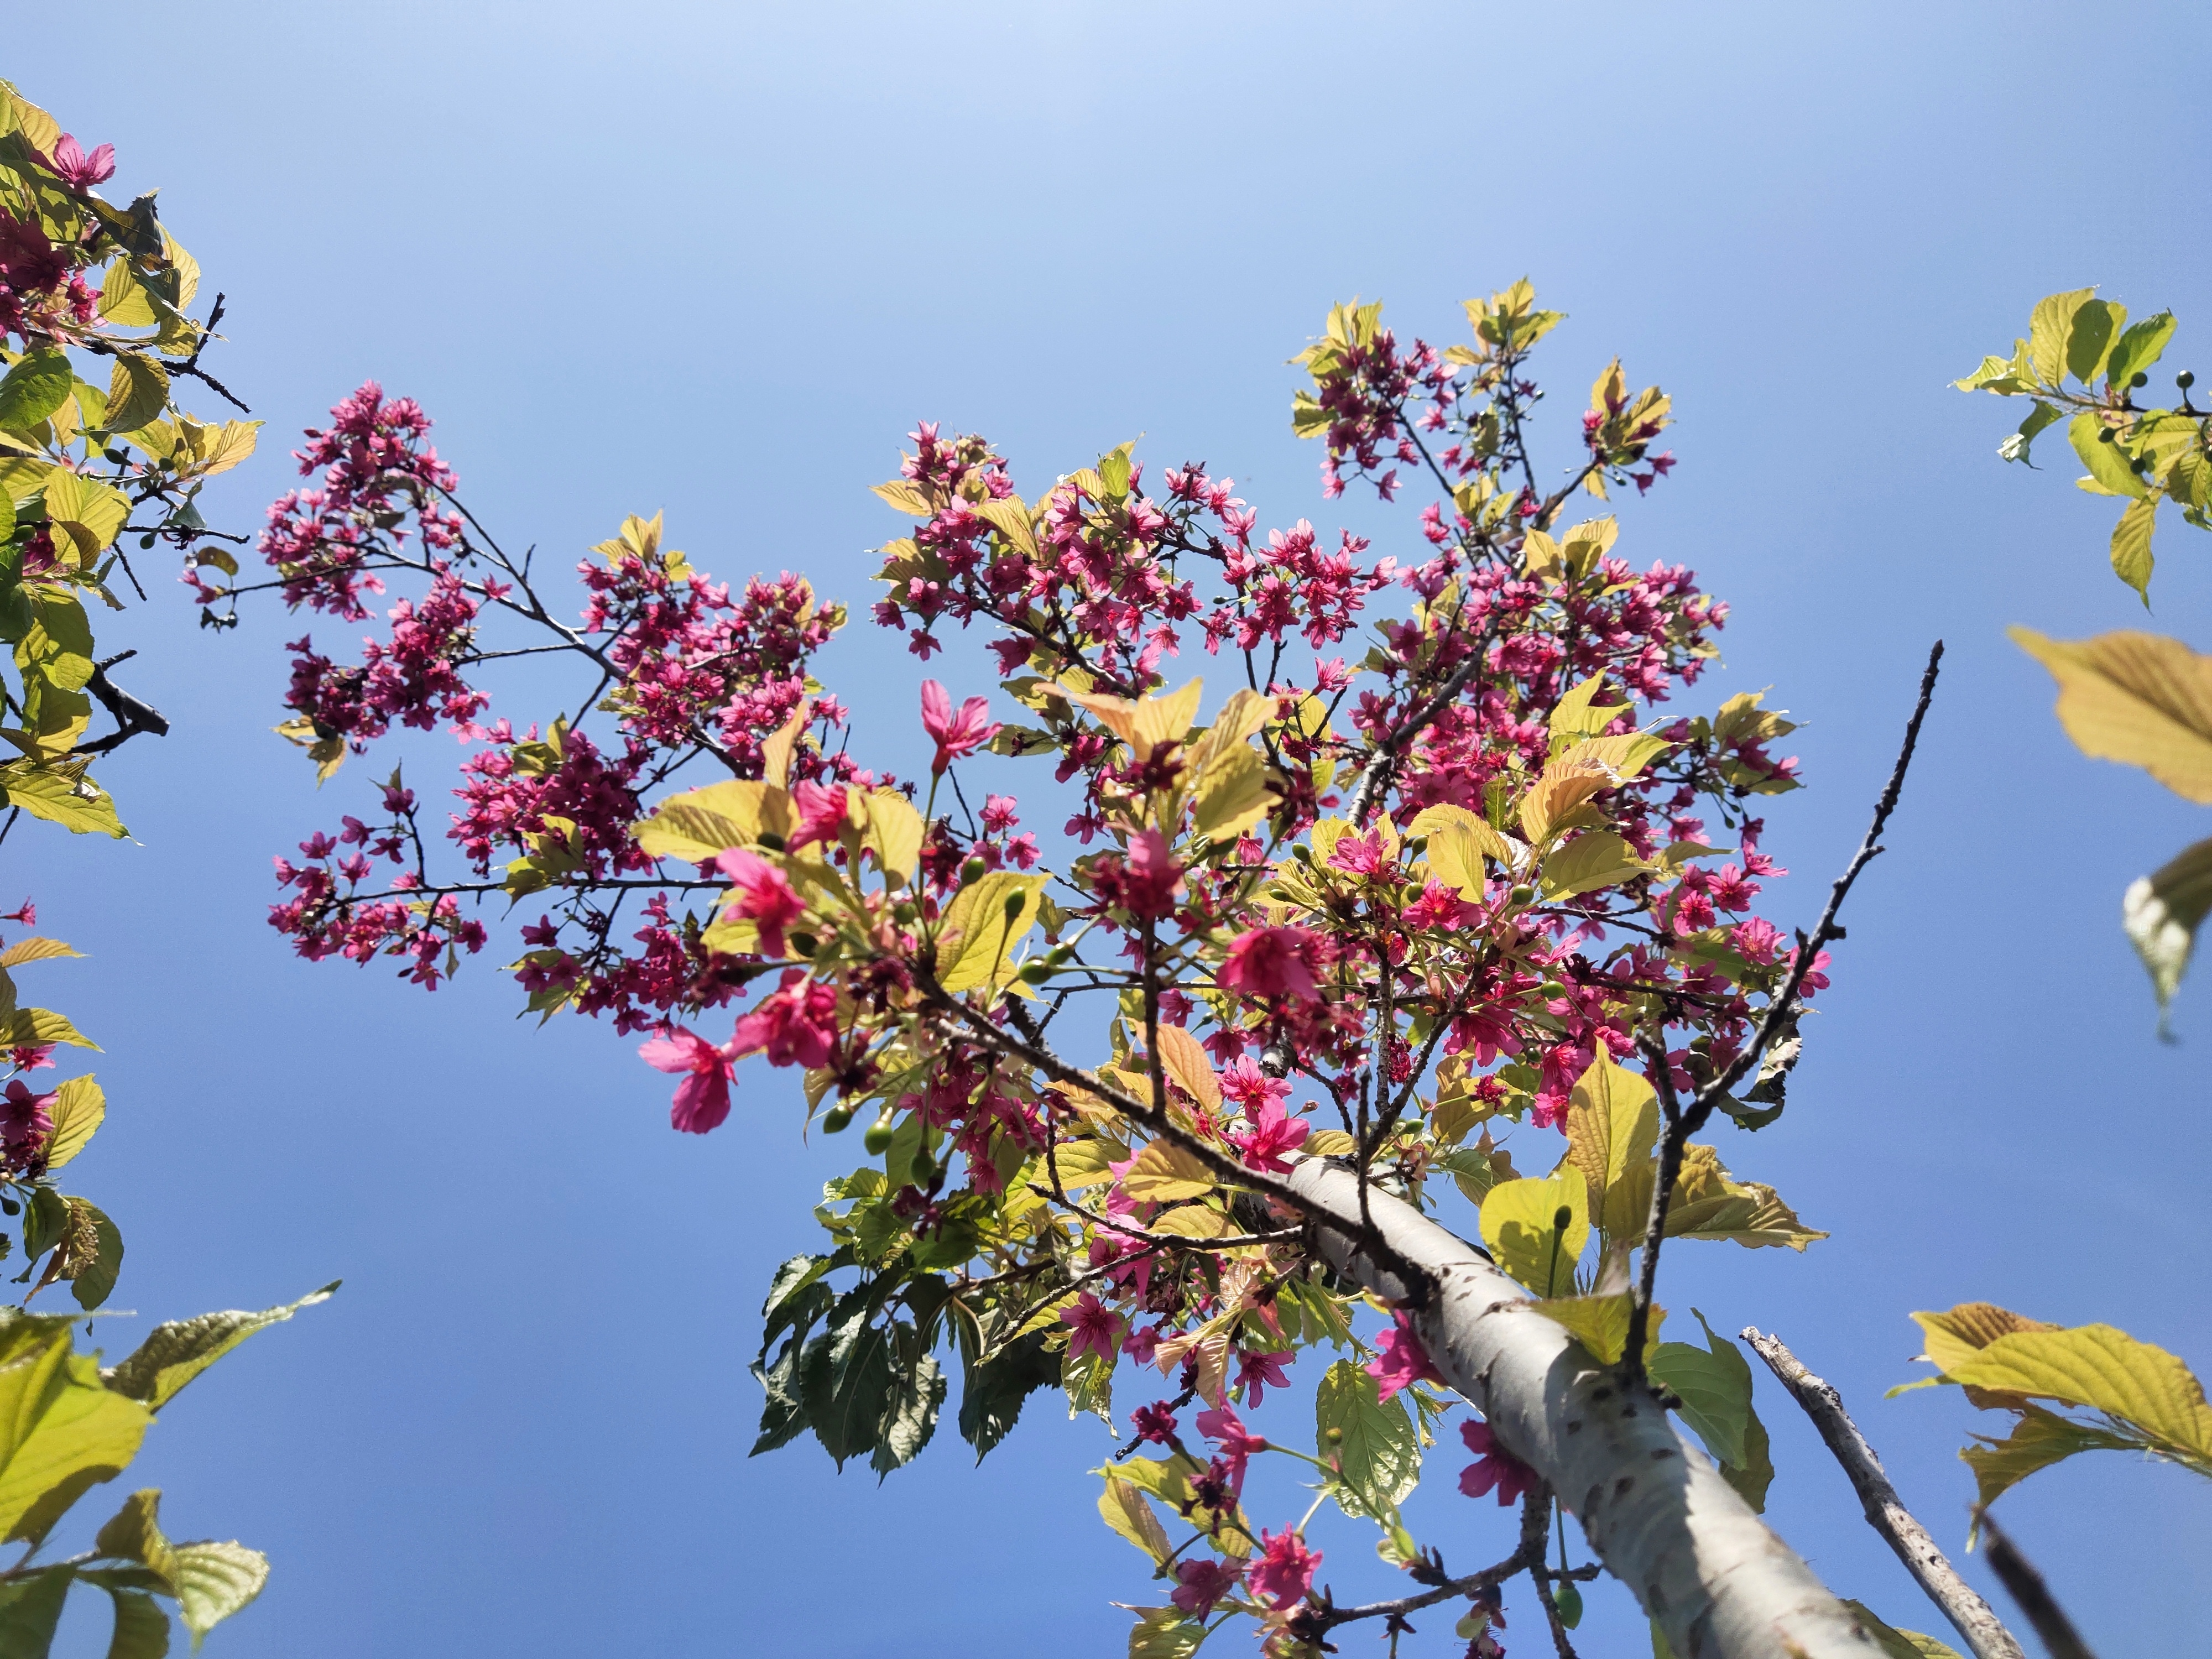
(1285, 1160), (1885, 1659)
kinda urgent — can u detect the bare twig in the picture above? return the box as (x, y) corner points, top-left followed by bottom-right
(1743, 1328), (2024, 1659)
(1976, 1513), (2098, 1659)
(1623, 641), (1944, 1378)
(1306, 1485), (1548, 1632)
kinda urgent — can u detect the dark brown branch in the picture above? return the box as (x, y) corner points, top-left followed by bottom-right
(1623, 641), (1944, 1379)
(1307, 1485), (1548, 1632)
(1976, 1513), (2098, 1659)
(1743, 1328), (2024, 1659)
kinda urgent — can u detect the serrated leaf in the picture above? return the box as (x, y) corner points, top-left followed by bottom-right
(1841, 1600), (1963, 1659)
(1942, 1322), (2212, 1468)
(0, 1563), (74, 1656)
(169, 1542), (267, 1649)
(1121, 1141), (1213, 1203)
(2109, 497), (2156, 604)
(101, 1282), (338, 1410)
(0, 760), (125, 838)
(2107, 312), (2178, 390)
(958, 1331), (1058, 1461)
(2028, 289), (2094, 385)
(0, 1319), (152, 1546)
(68, 1202), (123, 1311)
(1528, 1292), (1644, 1365)
(1099, 1474), (1175, 1561)
(935, 872), (1045, 993)
(870, 1350), (945, 1478)
(1314, 1358), (1420, 1517)
(0, 352), (73, 431)
(1126, 1607), (1209, 1659)
(2067, 410), (2148, 499)
(0, 938), (79, 968)
(1959, 1404), (2139, 1511)
(1542, 830), (1649, 899)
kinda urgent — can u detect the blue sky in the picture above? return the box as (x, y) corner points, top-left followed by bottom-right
(14, 2), (2212, 1653)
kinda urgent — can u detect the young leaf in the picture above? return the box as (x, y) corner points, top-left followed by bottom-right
(1940, 1323), (2212, 1471)
(0, 1319), (153, 1546)
(1840, 1600), (1964, 1659)
(1563, 1050), (1657, 1241)
(2107, 311), (2178, 390)
(101, 1282), (340, 1410)
(2109, 496), (2156, 604)
(41, 1074), (103, 1170)
(169, 1541), (268, 1648)
(1314, 1359), (1420, 1517)
(1098, 1474), (1175, 1562)
(1528, 1292), (1645, 1365)
(1959, 1404), (2138, 1511)
(1478, 1169), (1589, 1297)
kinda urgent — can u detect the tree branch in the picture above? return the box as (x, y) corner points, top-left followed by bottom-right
(1976, 1513), (2099, 1659)
(1623, 641), (1944, 1378)
(1742, 1328), (2025, 1659)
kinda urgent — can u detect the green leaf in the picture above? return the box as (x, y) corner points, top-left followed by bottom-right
(0, 1316), (153, 1546)
(869, 1349), (945, 1478)
(68, 1202), (123, 1311)
(1528, 1292), (1643, 1365)
(2109, 497), (2156, 606)
(1314, 1358), (1420, 1518)
(934, 872), (1046, 994)
(798, 1298), (895, 1468)
(94, 1489), (179, 1584)
(169, 1542), (267, 1650)
(748, 1336), (811, 1456)
(0, 1563), (74, 1657)
(0, 352), (74, 432)
(1943, 1322), (2212, 1470)
(1563, 1050), (1657, 1241)
(101, 357), (170, 438)
(100, 1282), (340, 1410)
(1541, 830), (1650, 900)
(102, 1587), (171, 1659)
(2068, 411), (2148, 498)
(957, 1331), (1058, 1462)
(2065, 298), (2122, 387)
(1647, 1312), (1753, 1468)
(1841, 1600), (1964, 1659)
(2124, 834), (2212, 1021)
(1478, 1169), (1588, 1297)
(2107, 312), (2177, 390)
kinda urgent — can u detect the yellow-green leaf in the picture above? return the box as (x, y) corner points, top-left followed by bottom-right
(2010, 628), (2212, 803)
(2028, 289), (2094, 385)
(102, 357), (170, 436)
(1191, 744), (1272, 839)
(634, 780), (795, 863)
(170, 1541), (268, 1647)
(101, 1282), (339, 1411)
(0, 758), (126, 838)
(1563, 1050), (1657, 1241)
(1528, 1292), (1647, 1365)
(935, 872), (1046, 993)
(1314, 1358), (1419, 1517)
(0, 1320), (152, 1546)
(2109, 496), (2156, 604)
(1959, 1405), (2138, 1511)
(41, 1075), (102, 1171)
(1098, 1473), (1174, 1561)
(0, 937), (80, 968)
(2067, 411), (2148, 499)
(1841, 1600), (1964, 1659)
(1121, 1141), (1214, 1204)
(860, 789), (922, 885)
(1943, 1323), (2212, 1468)
(1478, 1169), (1588, 1297)
(1542, 830), (1649, 900)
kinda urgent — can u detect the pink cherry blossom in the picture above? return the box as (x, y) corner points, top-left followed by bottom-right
(787, 780), (852, 852)
(919, 680), (1000, 774)
(1365, 1310), (1444, 1403)
(1217, 925), (1320, 1000)
(1061, 1291), (1123, 1366)
(1171, 1557), (1244, 1618)
(715, 849), (805, 958)
(1248, 1528), (1320, 1609)
(1458, 1417), (1537, 1506)
(637, 1026), (738, 1134)
(42, 133), (116, 192)
(729, 968), (839, 1068)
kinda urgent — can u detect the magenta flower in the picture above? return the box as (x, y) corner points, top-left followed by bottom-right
(1061, 1291), (1123, 1367)
(1366, 1310), (1445, 1403)
(1234, 1348), (1292, 1407)
(1171, 1557), (1245, 1617)
(1230, 1097), (1310, 1174)
(1119, 827), (1185, 920)
(715, 848), (805, 958)
(1217, 925), (1321, 1000)
(42, 134), (116, 192)
(1195, 1401), (1268, 1496)
(638, 1026), (739, 1134)
(730, 968), (840, 1070)
(1325, 829), (1388, 877)
(8, 1044), (55, 1073)
(1130, 1401), (1178, 1444)
(919, 679), (1000, 774)
(1, 1079), (55, 1152)
(1458, 1418), (1537, 1506)
(786, 780), (852, 852)
(1248, 1528), (1321, 1609)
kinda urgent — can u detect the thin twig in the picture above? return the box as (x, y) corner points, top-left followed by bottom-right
(1623, 641), (1944, 1379)
(1976, 1512), (2098, 1659)
(1743, 1328), (2024, 1659)
(1306, 1486), (1548, 1632)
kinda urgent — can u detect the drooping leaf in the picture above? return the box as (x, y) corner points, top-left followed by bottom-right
(0, 352), (74, 431)
(870, 1349), (945, 1478)
(1125, 1606), (1209, 1659)
(1647, 1310), (1757, 1471)
(67, 1202), (123, 1311)
(934, 872), (1046, 994)
(2027, 289), (2094, 386)
(797, 1299), (895, 1468)
(0, 1563), (74, 1657)
(93, 1489), (178, 1585)
(1940, 1323), (2212, 1470)
(100, 1282), (339, 1410)
(0, 759), (126, 838)
(2010, 627), (2212, 802)
(2108, 497), (2157, 604)
(1314, 1359), (1420, 1517)
(1098, 1474), (1175, 1562)
(102, 1587), (171, 1659)
(1959, 1404), (2139, 1511)
(2123, 834), (2212, 1020)
(958, 1331), (1059, 1461)
(169, 1542), (267, 1649)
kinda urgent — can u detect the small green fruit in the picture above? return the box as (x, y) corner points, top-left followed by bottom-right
(1509, 883), (1536, 905)
(863, 1115), (896, 1154)
(961, 855), (988, 882)
(821, 1105), (853, 1133)
(1554, 1581), (1583, 1629)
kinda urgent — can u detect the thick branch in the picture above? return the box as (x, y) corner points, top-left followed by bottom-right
(1743, 1328), (2024, 1659)
(1285, 1159), (1883, 1659)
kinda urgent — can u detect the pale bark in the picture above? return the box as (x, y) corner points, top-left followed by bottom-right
(1286, 1159), (1885, 1659)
